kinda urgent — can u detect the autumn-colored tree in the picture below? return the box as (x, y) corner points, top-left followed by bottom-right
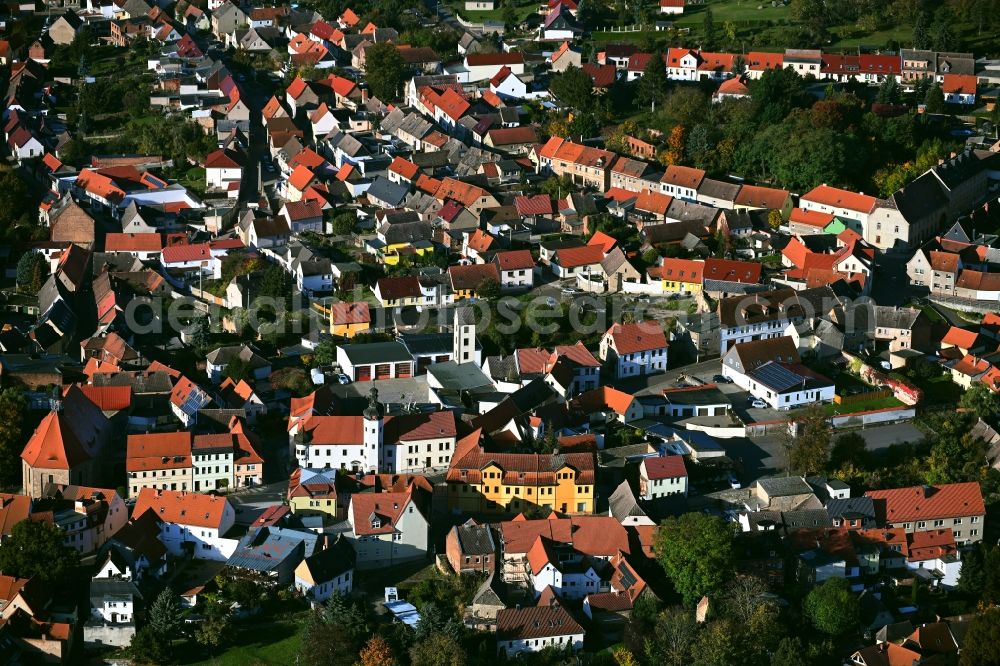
(358, 635), (393, 666)
(767, 210), (783, 230)
(613, 646), (640, 666)
(658, 125), (686, 166)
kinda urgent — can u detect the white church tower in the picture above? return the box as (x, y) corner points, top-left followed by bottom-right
(363, 386), (384, 473)
(453, 306), (479, 365)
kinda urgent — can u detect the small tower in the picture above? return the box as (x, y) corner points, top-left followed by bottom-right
(453, 306), (477, 365)
(363, 385), (384, 472)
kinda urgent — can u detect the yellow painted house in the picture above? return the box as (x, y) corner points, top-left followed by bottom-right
(326, 301), (371, 338)
(381, 241), (436, 266)
(446, 431), (595, 515)
(648, 258), (704, 295)
(287, 468), (340, 520)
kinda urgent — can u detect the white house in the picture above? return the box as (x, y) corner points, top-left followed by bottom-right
(204, 148), (243, 190)
(527, 538), (603, 600)
(462, 53), (526, 83)
(493, 250), (535, 290)
(496, 605), (585, 658)
(8, 128), (44, 160)
(346, 489), (429, 569)
(490, 66), (528, 100)
(721, 336), (835, 410)
(799, 185), (877, 238)
(191, 434), (235, 493)
(599, 321), (669, 378)
(638, 455), (688, 500)
(659, 0), (684, 14)
(294, 537), (356, 604)
(131, 489), (238, 561)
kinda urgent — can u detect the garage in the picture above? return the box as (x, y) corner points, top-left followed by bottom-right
(355, 366), (371, 382)
(375, 363), (392, 380)
(395, 362), (412, 378)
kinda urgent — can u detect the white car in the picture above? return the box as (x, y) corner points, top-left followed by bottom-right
(879, 360), (892, 371)
(750, 398), (767, 409)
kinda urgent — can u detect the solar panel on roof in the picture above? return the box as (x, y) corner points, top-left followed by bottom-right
(751, 362), (805, 392)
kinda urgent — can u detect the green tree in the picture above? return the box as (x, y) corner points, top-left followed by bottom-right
(767, 209), (783, 230)
(0, 520), (79, 586)
(127, 626), (172, 665)
(691, 619), (739, 666)
(804, 578), (859, 636)
(147, 589), (183, 638)
(655, 513), (734, 606)
(549, 65), (595, 112)
(477, 277), (501, 302)
(637, 53), (669, 111)
(876, 75), (902, 105)
(789, 404), (831, 475)
(0, 169), (35, 240)
(298, 611), (360, 666)
(829, 431), (869, 471)
(0, 389), (28, 486)
(15, 252), (47, 292)
(771, 637), (806, 666)
(194, 605), (229, 652)
(960, 608), (1000, 666)
(925, 82), (946, 114)
(502, 1), (518, 29)
(751, 67), (808, 126)
(913, 13), (930, 49)
(960, 383), (1000, 426)
(223, 355), (250, 383)
(314, 338), (336, 365)
(365, 43), (404, 101)
(701, 7), (715, 47)
(409, 632), (466, 666)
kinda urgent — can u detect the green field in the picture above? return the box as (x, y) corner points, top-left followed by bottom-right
(184, 613), (309, 666)
(818, 395), (905, 417)
(672, 0), (791, 26)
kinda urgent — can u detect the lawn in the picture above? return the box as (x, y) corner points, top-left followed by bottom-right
(447, 0), (536, 23)
(182, 612), (310, 666)
(814, 395), (905, 417)
(672, 0), (791, 26)
(914, 374), (963, 406)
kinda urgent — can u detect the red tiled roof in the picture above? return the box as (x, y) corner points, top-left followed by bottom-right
(162, 243), (211, 264)
(486, 126), (538, 146)
(449, 263), (500, 291)
(588, 230), (617, 253)
(376, 275), (421, 300)
(104, 233), (162, 252)
(734, 184), (789, 209)
(552, 342), (600, 368)
(388, 156), (419, 180)
(928, 251), (960, 272)
(747, 51), (784, 71)
(301, 415), (364, 445)
(555, 245), (605, 268)
(635, 189), (673, 216)
(494, 249), (535, 271)
(643, 455), (686, 480)
(865, 482), (985, 524)
(649, 257), (702, 283)
(941, 326), (978, 349)
(514, 194), (553, 216)
(605, 321), (668, 354)
(496, 605), (583, 641)
(906, 528), (957, 562)
(660, 165), (705, 190)
(126, 432), (191, 472)
(951, 354), (990, 377)
(790, 207), (834, 228)
(943, 74), (976, 96)
(133, 488), (230, 529)
(283, 199), (323, 221)
(801, 184), (877, 214)
(581, 63), (616, 88)
(330, 301), (371, 326)
(20, 412), (91, 470)
(74, 385), (132, 411)
(703, 258), (762, 284)
(350, 489), (417, 536)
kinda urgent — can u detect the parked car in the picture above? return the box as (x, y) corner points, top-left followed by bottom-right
(337, 374), (351, 385)
(750, 398), (768, 409)
(879, 360), (892, 371)
(728, 474), (742, 490)
(712, 374), (732, 384)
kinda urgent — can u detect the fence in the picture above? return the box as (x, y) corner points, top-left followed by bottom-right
(830, 407), (917, 429)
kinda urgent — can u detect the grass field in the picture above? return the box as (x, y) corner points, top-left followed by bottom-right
(183, 612), (310, 666)
(672, 0), (791, 26)
(821, 395), (905, 416)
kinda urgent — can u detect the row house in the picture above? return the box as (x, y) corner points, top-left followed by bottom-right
(132, 488), (238, 561)
(865, 482), (985, 546)
(535, 137), (615, 191)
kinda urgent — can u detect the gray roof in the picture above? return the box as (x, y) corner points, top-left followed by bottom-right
(227, 526), (318, 573)
(886, 171), (948, 221)
(90, 578), (141, 610)
(300, 535), (355, 583)
(455, 522), (495, 556)
(608, 480), (648, 522)
(757, 476), (814, 498)
(780, 509), (832, 529)
(826, 497), (876, 527)
(873, 305), (922, 330)
(380, 220), (432, 244)
(698, 178), (741, 202)
(366, 176), (410, 208)
(339, 341), (412, 365)
(427, 361), (493, 391)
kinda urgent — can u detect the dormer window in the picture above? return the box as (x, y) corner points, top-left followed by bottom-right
(371, 518), (381, 529)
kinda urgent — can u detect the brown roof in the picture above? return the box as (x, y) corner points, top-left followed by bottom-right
(496, 515), (630, 556)
(330, 301), (371, 326)
(449, 263), (500, 291)
(660, 165), (705, 190)
(487, 126), (538, 146)
(734, 184), (789, 209)
(494, 249), (535, 271)
(350, 489), (420, 536)
(126, 432), (192, 472)
(376, 275), (422, 301)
